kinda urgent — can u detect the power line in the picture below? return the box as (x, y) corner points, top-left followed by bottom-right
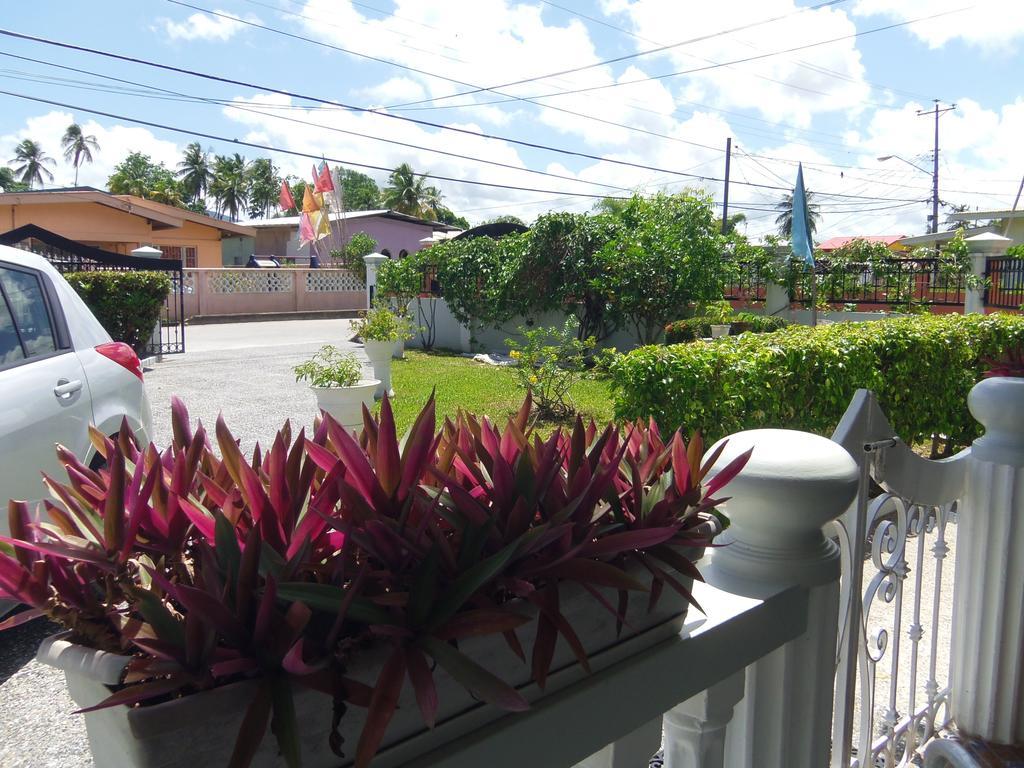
(381, 0), (849, 109)
(0, 29), (935, 203)
(0, 88), (633, 200)
(389, 6), (970, 110)
(0, 52), (633, 194)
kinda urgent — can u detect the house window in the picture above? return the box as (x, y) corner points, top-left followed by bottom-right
(158, 246), (198, 268)
(381, 248), (392, 258)
(399, 249), (409, 259)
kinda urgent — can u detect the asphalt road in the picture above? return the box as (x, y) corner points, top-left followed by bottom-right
(0, 318), (360, 768)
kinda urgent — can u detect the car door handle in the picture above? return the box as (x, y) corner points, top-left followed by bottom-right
(53, 379), (83, 399)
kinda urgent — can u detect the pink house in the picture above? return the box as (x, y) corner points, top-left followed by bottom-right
(240, 210), (460, 264)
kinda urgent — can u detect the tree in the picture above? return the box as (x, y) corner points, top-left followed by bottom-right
(434, 207), (469, 229)
(599, 192), (727, 344)
(592, 197), (629, 216)
(338, 231), (377, 282)
(61, 124), (99, 186)
(247, 158), (280, 219)
(481, 215), (526, 227)
(722, 212), (747, 235)
(944, 202), (971, 226)
(0, 167), (28, 192)
(381, 163), (435, 217)
(334, 168), (380, 211)
(108, 152), (182, 201)
(774, 190), (821, 238)
(177, 142), (213, 204)
(209, 153), (250, 221)
(10, 140), (55, 188)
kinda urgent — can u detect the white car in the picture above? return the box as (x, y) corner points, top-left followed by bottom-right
(0, 244), (153, 536)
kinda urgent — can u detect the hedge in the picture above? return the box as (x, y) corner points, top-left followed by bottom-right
(65, 271), (171, 354)
(611, 313), (1024, 448)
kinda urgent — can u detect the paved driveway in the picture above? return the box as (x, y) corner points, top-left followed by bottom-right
(0, 318), (361, 768)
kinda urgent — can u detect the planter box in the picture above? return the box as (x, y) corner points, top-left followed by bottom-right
(38, 559), (699, 768)
(710, 324), (731, 339)
(312, 381), (379, 431)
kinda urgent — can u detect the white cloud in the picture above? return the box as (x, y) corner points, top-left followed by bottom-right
(356, 78), (428, 107)
(0, 111), (183, 189)
(853, 0), (1024, 50)
(160, 10), (258, 42)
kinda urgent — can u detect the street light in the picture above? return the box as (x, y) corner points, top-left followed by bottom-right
(876, 155), (931, 176)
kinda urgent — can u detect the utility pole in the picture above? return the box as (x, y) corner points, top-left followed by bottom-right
(917, 100), (956, 247)
(1013, 172), (1024, 211)
(721, 136), (732, 234)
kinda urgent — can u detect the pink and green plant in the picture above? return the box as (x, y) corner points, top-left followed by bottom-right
(0, 392), (750, 768)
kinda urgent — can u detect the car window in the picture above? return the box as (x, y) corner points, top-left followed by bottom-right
(0, 267), (57, 358)
(0, 291), (25, 366)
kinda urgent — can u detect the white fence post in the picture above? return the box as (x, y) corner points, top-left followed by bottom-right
(949, 376), (1024, 743)
(663, 428), (857, 768)
(364, 252), (388, 309)
(964, 232), (1011, 314)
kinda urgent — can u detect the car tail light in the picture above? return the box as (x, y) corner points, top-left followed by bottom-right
(95, 342), (144, 381)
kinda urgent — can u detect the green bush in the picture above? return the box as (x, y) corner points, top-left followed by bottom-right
(65, 271), (171, 355)
(731, 312), (788, 334)
(506, 317), (596, 419)
(664, 318), (711, 343)
(611, 313), (1024, 448)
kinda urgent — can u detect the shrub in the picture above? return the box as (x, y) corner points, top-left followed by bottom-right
(506, 317), (596, 418)
(0, 394), (749, 768)
(731, 312), (788, 334)
(353, 304), (413, 343)
(664, 318), (711, 343)
(65, 270), (171, 355)
(293, 344), (363, 387)
(336, 231), (377, 282)
(612, 313), (1024, 449)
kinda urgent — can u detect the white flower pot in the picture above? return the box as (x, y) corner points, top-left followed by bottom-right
(311, 380), (379, 431)
(710, 324), (731, 339)
(363, 339), (394, 399)
(392, 338), (405, 359)
(36, 559), (699, 767)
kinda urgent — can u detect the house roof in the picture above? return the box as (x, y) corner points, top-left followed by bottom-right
(898, 225), (998, 247)
(113, 195), (256, 237)
(817, 235), (907, 251)
(0, 187), (256, 237)
(949, 209), (1024, 222)
(238, 209), (460, 232)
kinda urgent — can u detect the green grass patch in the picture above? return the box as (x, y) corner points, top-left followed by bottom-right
(385, 350), (615, 436)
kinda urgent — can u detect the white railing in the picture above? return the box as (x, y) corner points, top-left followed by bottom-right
(831, 391), (967, 767)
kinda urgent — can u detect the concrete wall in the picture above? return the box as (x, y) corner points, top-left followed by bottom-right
(179, 268), (364, 320)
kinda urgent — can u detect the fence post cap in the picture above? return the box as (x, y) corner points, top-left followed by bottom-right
(363, 252), (389, 265)
(706, 428), (858, 541)
(965, 232), (1013, 254)
(969, 376), (1024, 464)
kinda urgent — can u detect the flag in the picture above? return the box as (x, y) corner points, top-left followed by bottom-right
(314, 161), (335, 193)
(791, 163), (815, 268)
(302, 185), (320, 214)
(279, 180), (296, 211)
(312, 209), (331, 240)
(299, 212), (316, 244)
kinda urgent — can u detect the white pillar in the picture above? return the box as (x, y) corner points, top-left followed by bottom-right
(765, 283), (789, 318)
(364, 252), (388, 309)
(667, 428), (858, 768)
(663, 672), (744, 768)
(950, 376), (1024, 743)
(964, 232), (1011, 314)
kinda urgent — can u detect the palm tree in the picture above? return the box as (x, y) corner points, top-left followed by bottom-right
(381, 163), (435, 217)
(61, 124), (99, 186)
(723, 212), (747, 235)
(177, 142), (212, 204)
(774, 190), (821, 238)
(9, 140), (55, 189)
(209, 153), (250, 221)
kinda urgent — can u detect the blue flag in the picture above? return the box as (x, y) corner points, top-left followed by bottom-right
(791, 163), (814, 267)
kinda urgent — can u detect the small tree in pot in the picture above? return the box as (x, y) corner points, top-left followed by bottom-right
(353, 305), (412, 399)
(293, 345), (378, 431)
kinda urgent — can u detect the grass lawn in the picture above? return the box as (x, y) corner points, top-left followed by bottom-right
(385, 350), (615, 435)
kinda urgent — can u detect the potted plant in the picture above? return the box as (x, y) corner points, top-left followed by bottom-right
(354, 305), (412, 399)
(293, 345), (378, 430)
(0, 394), (751, 768)
(700, 300), (734, 339)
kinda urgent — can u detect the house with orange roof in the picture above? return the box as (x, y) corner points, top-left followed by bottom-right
(817, 235), (909, 254)
(0, 187), (255, 267)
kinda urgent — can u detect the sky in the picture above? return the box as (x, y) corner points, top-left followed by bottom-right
(0, 0), (1022, 240)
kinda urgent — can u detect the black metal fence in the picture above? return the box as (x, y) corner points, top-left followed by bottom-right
(726, 258), (966, 308)
(0, 224), (185, 356)
(985, 257), (1024, 310)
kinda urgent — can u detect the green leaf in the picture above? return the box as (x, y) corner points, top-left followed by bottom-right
(276, 582), (397, 626)
(419, 636), (528, 712)
(269, 676), (301, 768)
(424, 537), (521, 633)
